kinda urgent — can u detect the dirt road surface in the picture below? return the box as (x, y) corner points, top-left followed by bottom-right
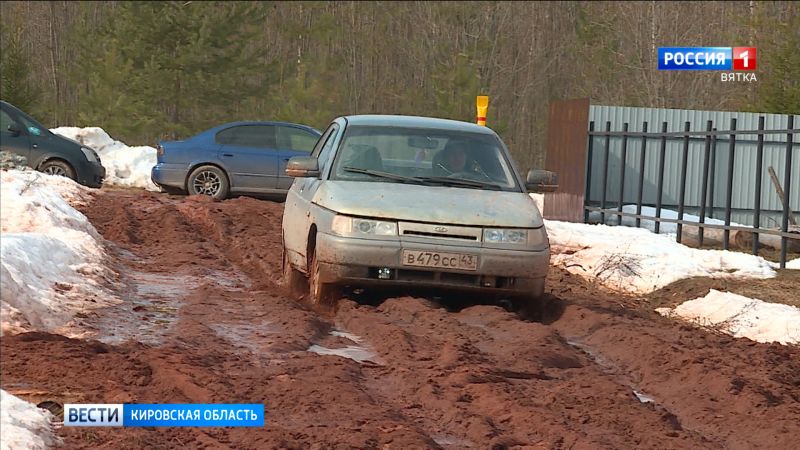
(2, 189), (799, 449)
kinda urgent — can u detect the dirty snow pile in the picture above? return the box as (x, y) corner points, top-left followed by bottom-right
(0, 390), (58, 450)
(51, 126), (158, 191)
(532, 194), (776, 294)
(656, 290), (800, 345)
(546, 220), (776, 294)
(0, 170), (117, 335)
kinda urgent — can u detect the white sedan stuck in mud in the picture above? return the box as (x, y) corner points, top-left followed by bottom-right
(281, 115), (555, 305)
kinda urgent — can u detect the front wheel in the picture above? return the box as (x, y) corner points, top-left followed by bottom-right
(308, 246), (339, 307)
(283, 245), (307, 297)
(187, 165), (229, 200)
(40, 160), (76, 180)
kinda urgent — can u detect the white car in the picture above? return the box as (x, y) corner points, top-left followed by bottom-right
(281, 115), (556, 305)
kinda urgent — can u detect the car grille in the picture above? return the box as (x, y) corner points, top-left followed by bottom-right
(398, 222), (481, 242)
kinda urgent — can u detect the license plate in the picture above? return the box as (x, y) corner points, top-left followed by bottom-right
(401, 250), (478, 271)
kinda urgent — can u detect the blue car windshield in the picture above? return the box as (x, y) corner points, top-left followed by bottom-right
(330, 125), (521, 191)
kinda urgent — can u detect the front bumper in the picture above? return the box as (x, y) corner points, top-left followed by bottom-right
(76, 161), (105, 188)
(151, 163), (187, 191)
(314, 232), (549, 298)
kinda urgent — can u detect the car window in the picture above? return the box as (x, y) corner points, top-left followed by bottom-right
(9, 108), (46, 136)
(330, 125), (520, 191)
(311, 124), (337, 158)
(0, 110), (15, 132)
(315, 123), (340, 170)
(215, 125), (275, 148)
(275, 126), (318, 153)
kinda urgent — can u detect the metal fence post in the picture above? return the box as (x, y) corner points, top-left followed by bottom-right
(752, 116), (765, 255)
(708, 129), (717, 220)
(655, 122), (668, 234)
(585, 121), (595, 223)
(723, 118), (737, 250)
(677, 121), (691, 243)
(617, 123), (629, 225)
(600, 121), (611, 224)
(636, 121), (648, 228)
(698, 120), (713, 247)
(780, 115), (795, 268)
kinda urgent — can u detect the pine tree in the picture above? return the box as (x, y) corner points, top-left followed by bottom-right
(73, 1), (267, 143)
(0, 22), (41, 113)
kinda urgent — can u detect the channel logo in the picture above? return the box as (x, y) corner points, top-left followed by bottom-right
(658, 47), (756, 71)
(64, 403), (265, 427)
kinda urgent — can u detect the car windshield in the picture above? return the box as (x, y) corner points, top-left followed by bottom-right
(331, 125), (521, 191)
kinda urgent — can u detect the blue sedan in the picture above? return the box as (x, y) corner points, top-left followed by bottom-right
(151, 121), (321, 199)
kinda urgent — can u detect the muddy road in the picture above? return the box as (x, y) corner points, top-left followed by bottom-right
(2, 189), (799, 449)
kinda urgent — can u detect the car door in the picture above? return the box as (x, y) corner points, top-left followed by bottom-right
(0, 107), (31, 160)
(216, 124), (279, 191)
(275, 125), (320, 190)
(284, 122), (341, 268)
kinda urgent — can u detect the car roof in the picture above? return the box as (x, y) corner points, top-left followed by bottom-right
(341, 115), (496, 135)
(212, 121), (320, 132)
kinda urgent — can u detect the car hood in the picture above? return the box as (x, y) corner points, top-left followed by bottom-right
(312, 181), (544, 228)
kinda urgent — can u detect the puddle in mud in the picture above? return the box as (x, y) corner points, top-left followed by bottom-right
(307, 329), (379, 364)
(330, 330), (363, 343)
(90, 272), (191, 345)
(307, 344), (378, 363)
(431, 433), (474, 449)
(633, 390), (655, 404)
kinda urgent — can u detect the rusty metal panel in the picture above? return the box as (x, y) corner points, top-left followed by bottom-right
(543, 98), (590, 222)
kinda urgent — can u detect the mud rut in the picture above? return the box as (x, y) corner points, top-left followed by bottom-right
(1, 189), (798, 450)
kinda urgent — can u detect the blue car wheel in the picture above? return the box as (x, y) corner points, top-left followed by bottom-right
(187, 165), (229, 200)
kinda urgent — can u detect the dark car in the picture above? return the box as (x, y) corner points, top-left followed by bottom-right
(0, 100), (105, 187)
(152, 121), (321, 199)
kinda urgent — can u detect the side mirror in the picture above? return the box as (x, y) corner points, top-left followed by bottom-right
(7, 123), (21, 136)
(525, 169), (558, 192)
(286, 156), (320, 178)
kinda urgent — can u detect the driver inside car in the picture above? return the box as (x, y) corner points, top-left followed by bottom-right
(434, 141), (493, 181)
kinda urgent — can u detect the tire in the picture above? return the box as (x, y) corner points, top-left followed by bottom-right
(308, 245), (339, 307)
(283, 244), (307, 297)
(40, 160), (76, 180)
(187, 165), (229, 200)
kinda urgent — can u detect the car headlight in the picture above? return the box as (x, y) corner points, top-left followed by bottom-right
(483, 227), (547, 248)
(80, 147), (99, 163)
(331, 215), (398, 236)
(483, 228), (528, 244)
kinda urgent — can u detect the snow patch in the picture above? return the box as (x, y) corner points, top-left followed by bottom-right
(656, 290), (800, 345)
(786, 258), (800, 270)
(51, 126), (158, 191)
(545, 220), (775, 294)
(0, 170), (118, 335)
(0, 390), (58, 450)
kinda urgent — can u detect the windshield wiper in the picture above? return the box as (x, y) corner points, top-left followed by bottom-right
(342, 167), (426, 184)
(417, 176), (502, 190)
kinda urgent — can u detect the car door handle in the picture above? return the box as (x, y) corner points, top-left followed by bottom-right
(283, 158), (290, 161)
(32, 144), (38, 149)
(222, 153), (234, 157)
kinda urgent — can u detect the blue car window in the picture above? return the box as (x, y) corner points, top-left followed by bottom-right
(216, 125), (276, 148)
(275, 126), (317, 153)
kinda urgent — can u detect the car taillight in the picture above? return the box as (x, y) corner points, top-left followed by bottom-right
(157, 144), (164, 156)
